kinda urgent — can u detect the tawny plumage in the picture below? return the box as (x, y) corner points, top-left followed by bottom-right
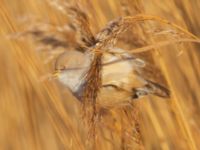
(54, 47), (170, 107)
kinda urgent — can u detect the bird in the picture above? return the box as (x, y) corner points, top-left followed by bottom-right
(53, 47), (170, 107)
(21, 2), (170, 108)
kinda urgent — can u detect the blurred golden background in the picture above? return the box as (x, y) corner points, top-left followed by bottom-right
(1, 0), (200, 149)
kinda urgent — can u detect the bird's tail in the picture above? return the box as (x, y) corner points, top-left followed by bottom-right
(132, 80), (170, 99)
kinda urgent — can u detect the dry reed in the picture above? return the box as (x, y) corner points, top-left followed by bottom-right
(1, 0), (200, 150)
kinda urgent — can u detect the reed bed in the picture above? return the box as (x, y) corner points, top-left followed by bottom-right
(1, 0), (200, 149)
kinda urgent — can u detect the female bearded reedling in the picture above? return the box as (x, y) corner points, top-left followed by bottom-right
(23, 2), (172, 107)
(54, 47), (170, 106)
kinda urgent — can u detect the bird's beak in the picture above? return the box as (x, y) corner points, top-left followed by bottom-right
(52, 70), (60, 79)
